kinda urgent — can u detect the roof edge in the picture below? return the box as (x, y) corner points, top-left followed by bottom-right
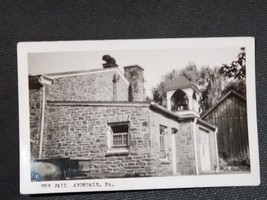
(196, 118), (217, 131)
(150, 102), (181, 120)
(201, 90), (246, 119)
(47, 100), (150, 107)
(31, 67), (130, 86)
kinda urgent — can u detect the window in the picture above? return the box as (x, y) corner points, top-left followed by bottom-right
(160, 125), (168, 159)
(108, 123), (129, 151)
(171, 89), (189, 111)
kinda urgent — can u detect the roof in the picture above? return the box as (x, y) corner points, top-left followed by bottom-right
(47, 101), (151, 107)
(29, 67), (130, 86)
(196, 118), (217, 131)
(164, 76), (200, 93)
(44, 68), (104, 77)
(201, 90), (246, 119)
(150, 102), (217, 130)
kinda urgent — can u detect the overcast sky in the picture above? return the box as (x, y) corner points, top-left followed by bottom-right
(28, 47), (240, 97)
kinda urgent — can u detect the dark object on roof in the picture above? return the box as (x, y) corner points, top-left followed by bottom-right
(164, 76), (200, 93)
(102, 55), (118, 68)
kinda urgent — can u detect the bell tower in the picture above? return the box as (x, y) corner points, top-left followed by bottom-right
(164, 76), (200, 117)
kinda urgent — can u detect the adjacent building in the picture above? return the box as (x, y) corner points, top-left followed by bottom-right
(202, 90), (249, 162)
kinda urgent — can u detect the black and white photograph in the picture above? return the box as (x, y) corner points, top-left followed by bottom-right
(18, 38), (260, 194)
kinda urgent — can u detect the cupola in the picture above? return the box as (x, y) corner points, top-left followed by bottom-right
(164, 76), (200, 117)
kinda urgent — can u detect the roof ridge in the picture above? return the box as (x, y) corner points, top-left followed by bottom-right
(43, 68), (105, 76)
(163, 76), (199, 93)
(201, 90), (246, 119)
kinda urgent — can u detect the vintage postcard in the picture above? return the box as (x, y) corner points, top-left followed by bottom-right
(18, 38), (260, 194)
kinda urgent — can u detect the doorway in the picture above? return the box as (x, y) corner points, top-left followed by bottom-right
(199, 127), (211, 172)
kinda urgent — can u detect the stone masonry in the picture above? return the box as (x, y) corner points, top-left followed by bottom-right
(41, 101), (193, 177)
(46, 70), (128, 102)
(29, 88), (42, 158)
(43, 103), (151, 177)
(29, 64), (218, 179)
(176, 120), (196, 175)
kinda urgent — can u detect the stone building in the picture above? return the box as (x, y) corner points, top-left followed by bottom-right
(29, 59), (219, 179)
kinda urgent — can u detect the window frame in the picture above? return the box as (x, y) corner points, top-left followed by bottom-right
(159, 125), (169, 162)
(107, 122), (130, 154)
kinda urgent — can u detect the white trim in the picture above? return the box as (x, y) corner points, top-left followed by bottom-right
(39, 76), (53, 86)
(198, 126), (210, 133)
(38, 85), (46, 159)
(45, 68), (129, 86)
(214, 127), (220, 173)
(48, 101), (149, 107)
(175, 110), (200, 118)
(159, 126), (169, 161)
(193, 118), (199, 175)
(107, 127), (111, 151)
(116, 68), (130, 86)
(171, 129), (177, 174)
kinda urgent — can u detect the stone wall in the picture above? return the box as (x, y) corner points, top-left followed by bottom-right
(176, 119), (196, 175)
(116, 75), (129, 101)
(195, 126), (202, 174)
(46, 71), (128, 102)
(29, 88), (42, 158)
(149, 109), (181, 176)
(42, 104), (153, 178)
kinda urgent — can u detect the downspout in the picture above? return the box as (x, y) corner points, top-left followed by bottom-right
(214, 127), (219, 173)
(192, 118), (199, 175)
(38, 84), (46, 159)
(37, 75), (53, 159)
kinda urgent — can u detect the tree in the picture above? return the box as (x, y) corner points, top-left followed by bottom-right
(219, 47), (246, 97)
(219, 47), (246, 80)
(199, 66), (226, 112)
(152, 63), (226, 113)
(179, 62), (200, 84)
(221, 79), (246, 97)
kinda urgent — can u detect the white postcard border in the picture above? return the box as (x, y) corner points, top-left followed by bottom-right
(18, 37), (260, 194)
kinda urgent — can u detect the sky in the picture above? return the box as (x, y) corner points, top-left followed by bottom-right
(28, 47), (241, 97)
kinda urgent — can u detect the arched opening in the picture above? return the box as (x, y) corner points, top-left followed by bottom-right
(171, 89), (189, 111)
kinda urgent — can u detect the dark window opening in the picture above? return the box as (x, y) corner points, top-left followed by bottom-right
(171, 89), (189, 111)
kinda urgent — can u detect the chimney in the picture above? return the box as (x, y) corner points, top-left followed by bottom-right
(124, 65), (145, 102)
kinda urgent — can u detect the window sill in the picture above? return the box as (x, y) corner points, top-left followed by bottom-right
(106, 149), (129, 156)
(160, 158), (170, 164)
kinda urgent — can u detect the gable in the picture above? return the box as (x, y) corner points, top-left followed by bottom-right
(38, 68), (130, 102)
(202, 91), (247, 120)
